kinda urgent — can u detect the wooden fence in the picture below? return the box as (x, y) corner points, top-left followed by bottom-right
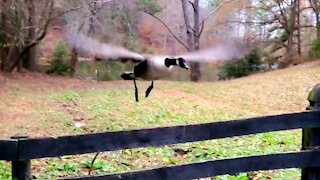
(2, 84), (320, 180)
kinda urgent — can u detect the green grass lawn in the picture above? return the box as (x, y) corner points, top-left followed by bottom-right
(1, 61), (320, 179)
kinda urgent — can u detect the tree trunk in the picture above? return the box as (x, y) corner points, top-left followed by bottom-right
(70, 49), (78, 77)
(4, 1), (19, 73)
(316, 14), (320, 38)
(296, 0), (301, 56)
(0, 1), (7, 72)
(181, 1), (192, 51)
(4, 43), (19, 73)
(88, 1), (97, 35)
(279, 0), (298, 68)
(287, 32), (295, 65)
(181, 0), (202, 82)
(311, 0), (320, 38)
(191, 0), (201, 81)
(0, 0), (14, 73)
(23, 0), (37, 72)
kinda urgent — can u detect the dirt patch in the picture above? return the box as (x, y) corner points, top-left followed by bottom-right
(61, 100), (87, 128)
(0, 71), (130, 124)
(0, 73), (9, 84)
(1, 71), (130, 91)
(0, 99), (33, 123)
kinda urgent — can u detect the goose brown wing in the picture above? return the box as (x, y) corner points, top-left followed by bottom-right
(67, 33), (145, 63)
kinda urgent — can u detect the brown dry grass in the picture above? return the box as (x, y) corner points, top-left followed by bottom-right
(1, 61), (320, 138)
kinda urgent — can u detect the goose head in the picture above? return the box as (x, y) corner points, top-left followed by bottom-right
(164, 57), (189, 70)
(177, 57), (189, 70)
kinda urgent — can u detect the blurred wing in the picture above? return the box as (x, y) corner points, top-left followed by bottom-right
(177, 41), (248, 63)
(66, 33), (145, 62)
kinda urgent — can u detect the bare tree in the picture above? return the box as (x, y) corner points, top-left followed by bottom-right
(0, 0), (80, 73)
(234, 0), (311, 67)
(8, 1), (55, 72)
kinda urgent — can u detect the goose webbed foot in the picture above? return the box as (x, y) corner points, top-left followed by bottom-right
(133, 79), (139, 102)
(145, 81), (154, 98)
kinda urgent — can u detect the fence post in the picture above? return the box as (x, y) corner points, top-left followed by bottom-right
(11, 136), (31, 180)
(302, 84), (320, 180)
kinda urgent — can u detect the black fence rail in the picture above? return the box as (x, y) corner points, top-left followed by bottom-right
(1, 84), (320, 180)
(68, 151), (320, 180)
(0, 140), (17, 161)
(16, 111), (320, 160)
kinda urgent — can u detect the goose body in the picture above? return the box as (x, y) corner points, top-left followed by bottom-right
(120, 55), (188, 101)
(133, 55), (176, 81)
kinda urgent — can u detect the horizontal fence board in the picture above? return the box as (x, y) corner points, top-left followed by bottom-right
(62, 150), (320, 180)
(18, 110), (320, 159)
(0, 140), (18, 161)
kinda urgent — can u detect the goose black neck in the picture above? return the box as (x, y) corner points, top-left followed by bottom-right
(164, 58), (177, 67)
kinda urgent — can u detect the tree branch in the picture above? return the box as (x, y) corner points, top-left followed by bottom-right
(188, 0), (196, 11)
(197, 0), (235, 27)
(299, 24), (316, 28)
(227, 20), (274, 25)
(49, 5), (82, 21)
(308, 0), (315, 10)
(276, 1), (288, 29)
(268, 25), (282, 33)
(81, 0), (109, 32)
(141, 9), (189, 50)
(257, 1), (283, 26)
(188, 25), (196, 33)
(39, 0), (51, 22)
(299, 6), (313, 13)
(282, 0), (290, 7)
(197, 21), (204, 37)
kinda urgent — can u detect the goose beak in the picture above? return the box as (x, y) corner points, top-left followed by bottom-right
(182, 63), (189, 70)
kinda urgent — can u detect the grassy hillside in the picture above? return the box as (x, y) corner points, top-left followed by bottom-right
(1, 61), (320, 179)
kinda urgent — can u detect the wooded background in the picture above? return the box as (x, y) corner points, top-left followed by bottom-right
(0, 0), (319, 81)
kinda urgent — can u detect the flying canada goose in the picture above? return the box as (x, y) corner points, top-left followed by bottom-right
(67, 33), (246, 102)
(120, 55), (189, 102)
